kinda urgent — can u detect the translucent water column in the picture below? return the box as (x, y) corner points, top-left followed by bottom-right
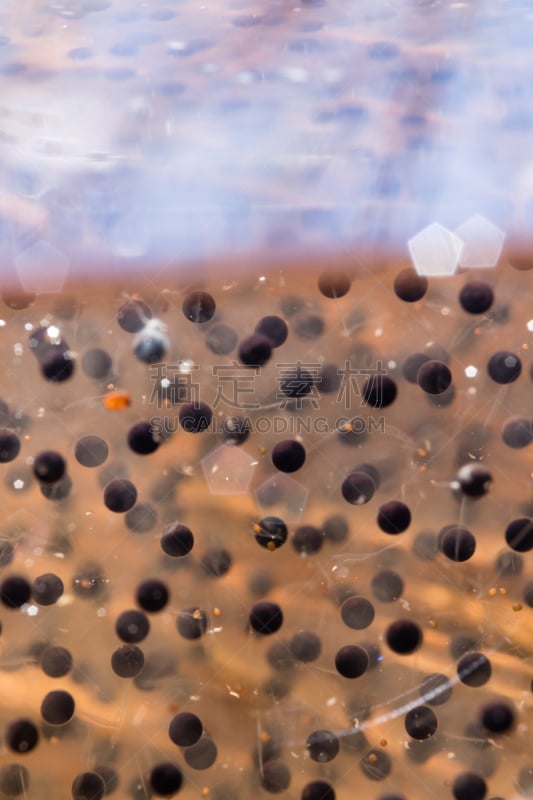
(0, 2), (532, 800)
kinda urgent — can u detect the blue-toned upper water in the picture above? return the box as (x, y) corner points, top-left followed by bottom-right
(0, 0), (532, 279)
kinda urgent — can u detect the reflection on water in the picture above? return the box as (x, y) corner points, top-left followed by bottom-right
(0, 0), (532, 282)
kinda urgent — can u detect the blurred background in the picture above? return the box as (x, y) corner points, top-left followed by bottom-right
(0, 0), (532, 287)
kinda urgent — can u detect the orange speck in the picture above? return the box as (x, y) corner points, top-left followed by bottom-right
(368, 753), (378, 763)
(168, 702), (179, 713)
(521, 343), (528, 351)
(499, 587), (508, 596)
(260, 731), (271, 744)
(259, 447), (267, 455)
(103, 391), (131, 411)
(488, 587), (497, 597)
(417, 448), (427, 458)
(513, 603), (523, 612)
(267, 541), (276, 552)
(213, 607), (221, 617)
(252, 523), (261, 534)
(380, 739), (388, 748)
(201, 788), (210, 798)
(419, 465), (427, 473)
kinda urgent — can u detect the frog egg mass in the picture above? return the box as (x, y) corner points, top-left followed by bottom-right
(0, 257), (531, 799)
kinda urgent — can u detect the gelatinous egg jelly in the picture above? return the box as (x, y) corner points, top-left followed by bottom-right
(0, 255), (531, 800)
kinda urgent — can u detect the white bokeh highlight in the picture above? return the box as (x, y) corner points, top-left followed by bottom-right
(15, 240), (70, 293)
(408, 222), (464, 277)
(455, 214), (505, 269)
(201, 445), (257, 495)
